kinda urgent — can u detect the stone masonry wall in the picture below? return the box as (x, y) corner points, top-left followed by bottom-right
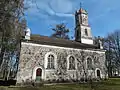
(16, 42), (107, 84)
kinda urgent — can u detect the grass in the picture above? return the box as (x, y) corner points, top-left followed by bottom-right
(0, 78), (120, 90)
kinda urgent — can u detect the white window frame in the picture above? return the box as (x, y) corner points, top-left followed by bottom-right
(86, 56), (94, 70)
(67, 55), (77, 71)
(44, 52), (57, 70)
(47, 54), (55, 69)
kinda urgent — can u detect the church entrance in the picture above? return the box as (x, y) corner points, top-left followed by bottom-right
(97, 69), (101, 78)
(36, 68), (42, 82)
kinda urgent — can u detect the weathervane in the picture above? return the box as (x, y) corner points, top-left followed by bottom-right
(80, 2), (82, 9)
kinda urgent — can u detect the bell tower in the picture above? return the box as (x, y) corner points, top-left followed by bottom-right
(75, 8), (93, 44)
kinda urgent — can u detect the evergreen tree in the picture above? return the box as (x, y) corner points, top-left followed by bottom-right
(51, 23), (70, 39)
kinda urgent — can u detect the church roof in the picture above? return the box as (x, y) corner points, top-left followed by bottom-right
(22, 35), (99, 49)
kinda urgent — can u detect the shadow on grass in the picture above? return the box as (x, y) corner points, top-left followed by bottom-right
(0, 78), (120, 90)
(0, 80), (16, 86)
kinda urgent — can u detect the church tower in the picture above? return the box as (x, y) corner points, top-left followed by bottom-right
(75, 8), (93, 44)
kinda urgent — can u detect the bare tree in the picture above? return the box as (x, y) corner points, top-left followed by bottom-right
(0, 0), (26, 80)
(104, 30), (120, 77)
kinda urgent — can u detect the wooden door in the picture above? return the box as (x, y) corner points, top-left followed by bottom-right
(36, 68), (42, 82)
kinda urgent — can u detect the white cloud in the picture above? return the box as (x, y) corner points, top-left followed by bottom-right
(25, 0), (76, 18)
(49, 0), (73, 13)
(55, 13), (73, 17)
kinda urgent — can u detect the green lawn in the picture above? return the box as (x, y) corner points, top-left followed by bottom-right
(1, 78), (120, 90)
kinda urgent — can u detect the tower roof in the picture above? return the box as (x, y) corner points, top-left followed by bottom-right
(76, 8), (88, 15)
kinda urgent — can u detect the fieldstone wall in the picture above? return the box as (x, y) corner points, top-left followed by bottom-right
(16, 42), (107, 84)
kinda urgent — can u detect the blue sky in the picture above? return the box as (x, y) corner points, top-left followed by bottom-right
(25, 0), (120, 39)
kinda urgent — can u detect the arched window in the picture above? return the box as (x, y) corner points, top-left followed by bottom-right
(97, 69), (101, 77)
(47, 54), (55, 69)
(95, 68), (101, 78)
(69, 56), (75, 70)
(87, 57), (92, 70)
(85, 29), (88, 36)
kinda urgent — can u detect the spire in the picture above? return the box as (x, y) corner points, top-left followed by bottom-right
(76, 3), (88, 15)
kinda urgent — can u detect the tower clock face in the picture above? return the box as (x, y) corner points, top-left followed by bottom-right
(82, 15), (88, 25)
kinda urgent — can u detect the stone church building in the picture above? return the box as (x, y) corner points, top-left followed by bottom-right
(16, 8), (107, 84)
